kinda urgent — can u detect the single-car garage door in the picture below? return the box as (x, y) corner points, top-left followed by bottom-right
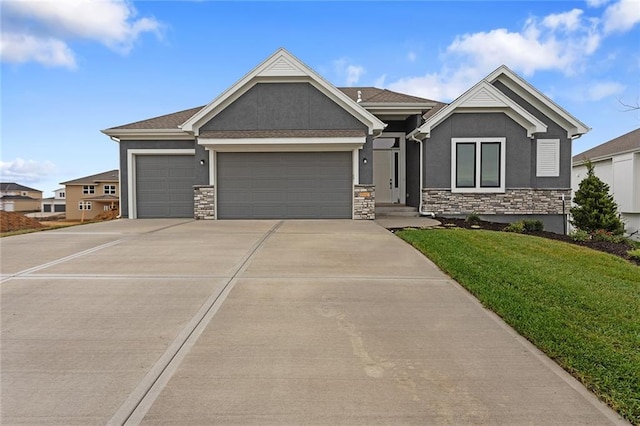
(217, 152), (352, 219)
(135, 155), (195, 218)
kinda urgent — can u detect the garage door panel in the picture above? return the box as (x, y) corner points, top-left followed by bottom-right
(217, 152), (351, 219)
(136, 155), (194, 218)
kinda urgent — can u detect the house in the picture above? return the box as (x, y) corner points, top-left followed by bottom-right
(41, 188), (66, 213)
(572, 128), (640, 239)
(60, 170), (120, 220)
(0, 183), (42, 212)
(102, 48), (588, 233)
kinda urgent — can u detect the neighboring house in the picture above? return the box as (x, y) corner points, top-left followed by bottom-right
(102, 48), (588, 233)
(41, 188), (67, 213)
(0, 183), (42, 212)
(573, 128), (640, 239)
(60, 170), (120, 220)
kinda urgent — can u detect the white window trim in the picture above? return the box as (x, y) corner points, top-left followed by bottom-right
(83, 185), (95, 194)
(451, 137), (506, 193)
(78, 201), (92, 210)
(103, 184), (117, 195)
(127, 149), (196, 219)
(536, 138), (560, 177)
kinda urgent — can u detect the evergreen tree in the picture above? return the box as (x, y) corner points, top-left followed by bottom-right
(570, 161), (624, 235)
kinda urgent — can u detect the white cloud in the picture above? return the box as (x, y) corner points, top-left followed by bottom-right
(333, 58), (365, 86)
(0, 158), (57, 183)
(374, 74), (387, 88)
(542, 9), (584, 32)
(603, 0), (640, 33)
(586, 81), (626, 100)
(385, 3), (620, 102)
(407, 51), (417, 62)
(586, 0), (611, 7)
(1, 0), (162, 68)
(346, 65), (365, 85)
(0, 32), (76, 68)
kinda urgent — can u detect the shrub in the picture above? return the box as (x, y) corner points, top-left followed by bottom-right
(569, 229), (590, 242)
(522, 220), (544, 232)
(628, 249), (640, 261)
(465, 213), (481, 224)
(591, 229), (629, 244)
(571, 160), (624, 235)
(504, 221), (525, 233)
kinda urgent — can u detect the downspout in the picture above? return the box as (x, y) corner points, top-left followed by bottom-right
(409, 132), (436, 218)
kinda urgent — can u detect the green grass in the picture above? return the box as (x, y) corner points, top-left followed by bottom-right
(397, 228), (640, 424)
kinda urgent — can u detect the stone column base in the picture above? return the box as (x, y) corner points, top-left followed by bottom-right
(354, 185), (375, 220)
(194, 185), (215, 220)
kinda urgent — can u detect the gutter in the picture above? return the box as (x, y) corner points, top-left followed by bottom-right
(408, 131), (436, 218)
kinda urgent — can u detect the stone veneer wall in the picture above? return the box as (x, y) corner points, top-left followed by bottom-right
(422, 188), (571, 215)
(194, 185), (215, 220)
(354, 185), (375, 220)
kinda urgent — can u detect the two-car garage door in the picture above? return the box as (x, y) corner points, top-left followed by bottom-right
(134, 152), (352, 219)
(217, 152), (352, 219)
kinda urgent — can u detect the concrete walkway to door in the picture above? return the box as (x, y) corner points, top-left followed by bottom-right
(1, 219), (627, 425)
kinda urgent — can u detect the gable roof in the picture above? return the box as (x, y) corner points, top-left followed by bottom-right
(0, 182), (41, 192)
(61, 170), (119, 186)
(180, 48), (385, 136)
(411, 65), (588, 140)
(108, 106), (205, 131)
(573, 127), (640, 164)
(412, 79), (548, 139)
(486, 65), (589, 138)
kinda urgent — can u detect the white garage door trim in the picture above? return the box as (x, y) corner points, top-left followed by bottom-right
(127, 149), (195, 219)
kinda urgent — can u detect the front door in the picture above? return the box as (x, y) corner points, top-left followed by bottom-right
(373, 148), (400, 204)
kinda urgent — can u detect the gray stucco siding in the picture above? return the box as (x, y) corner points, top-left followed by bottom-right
(424, 112), (533, 189)
(118, 139), (198, 218)
(201, 83), (365, 131)
(493, 81), (572, 188)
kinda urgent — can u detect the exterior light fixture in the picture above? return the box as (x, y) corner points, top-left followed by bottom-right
(200, 159), (205, 166)
(363, 157), (368, 164)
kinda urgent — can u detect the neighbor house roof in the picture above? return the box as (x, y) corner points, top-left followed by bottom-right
(81, 195), (120, 202)
(0, 195), (39, 200)
(0, 183), (41, 192)
(573, 128), (640, 164)
(61, 170), (119, 185)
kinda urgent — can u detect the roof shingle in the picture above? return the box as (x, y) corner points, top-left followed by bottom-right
(573, 128), (640, 163)
(61, 170), (119, 186)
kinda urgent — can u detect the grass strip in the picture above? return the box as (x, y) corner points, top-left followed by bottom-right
(398, 228), (640, 424)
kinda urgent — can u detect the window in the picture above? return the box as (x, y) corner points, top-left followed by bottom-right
(104, 185), (116, 195)
(78, 201), (92, 210)
(83, 185), (95, 194)
(452, 138), (505, 192)
(536, 139), (560, 177)
(59, 192), (65, 198)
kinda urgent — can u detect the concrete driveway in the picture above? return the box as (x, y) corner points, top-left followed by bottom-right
(1, 219), (626, 425)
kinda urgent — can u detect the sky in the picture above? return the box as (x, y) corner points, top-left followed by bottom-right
(1, 0), (639, 196)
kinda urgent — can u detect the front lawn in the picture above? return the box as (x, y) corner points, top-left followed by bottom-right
(398, 228), (640, 424)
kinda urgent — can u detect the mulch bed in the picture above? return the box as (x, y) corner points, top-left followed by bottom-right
(434, 217), (640, 266)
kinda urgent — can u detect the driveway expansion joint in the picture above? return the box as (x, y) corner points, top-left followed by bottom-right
(108, 220), (283, 426)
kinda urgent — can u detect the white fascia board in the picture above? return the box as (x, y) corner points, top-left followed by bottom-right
(101, 129), (193, 140)
(180, 48), (385, 135)
(416, 82), (546, 139)
(486, 65), (590, 137)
